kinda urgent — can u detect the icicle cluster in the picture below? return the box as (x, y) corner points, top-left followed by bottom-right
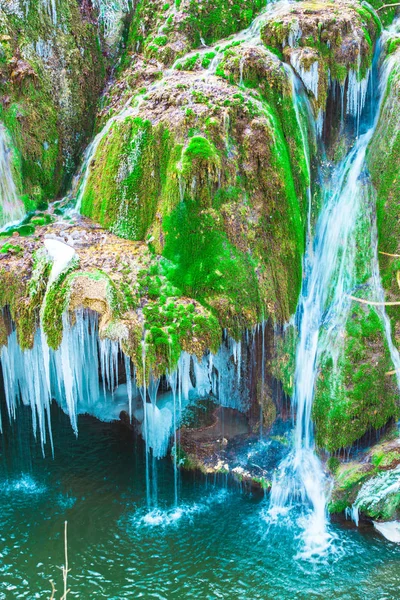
(290, 52), (319, 99)
(0, 308), (253, 459)
(0, 311), (121, 453)
(346, 69), (371, 129)
(92, 0), (131, 42)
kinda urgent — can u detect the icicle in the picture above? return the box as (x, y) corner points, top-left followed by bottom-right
(91, 0), (131, 42)
(141, 402), (173, 459)
(167, 368), (179, 506)
(239, 56), (245, 86)
(290, 53), (319, 99)
(315, 110), (324, 138)
(260, 321), (266, 439)
(287, 19), (302, 48)
(346, 68), (371, 134)
(0, 310), (133, 452)
(124, 354), (133, 420)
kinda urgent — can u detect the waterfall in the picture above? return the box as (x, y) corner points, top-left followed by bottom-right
(268, 41), (398, 557)
(0, 124), (25, 229)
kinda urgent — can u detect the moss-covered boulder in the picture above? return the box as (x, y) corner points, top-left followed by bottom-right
(313, 303), (399, 453)
(122, 0), (266, 68)
(0, 217), (221, 380)
(79, 68), (308, 331)
(329, 435), (400, 518)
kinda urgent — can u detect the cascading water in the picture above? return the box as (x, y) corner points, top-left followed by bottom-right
(268, 38), (400, 557)
(0, 124), (25, 229)
(1, 0), (399, 565)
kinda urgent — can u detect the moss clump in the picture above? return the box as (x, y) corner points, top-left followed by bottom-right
(121, 0), (265, 68)
(0, 243), (22, 255)
(41, 258), (80, 349)
(162, 199), (261, 332)
(183, 0), (265, 47)
(328, 462), (370, 514)
(269, 324), (297, 398)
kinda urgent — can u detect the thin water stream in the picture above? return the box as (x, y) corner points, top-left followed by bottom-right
(0, 124), (25, 229)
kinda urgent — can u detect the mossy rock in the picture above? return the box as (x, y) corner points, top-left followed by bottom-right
(314, 303), (399, 453)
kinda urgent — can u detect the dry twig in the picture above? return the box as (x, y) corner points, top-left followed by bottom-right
(377, 3), (400, 10)
(347, 295), (400, 306)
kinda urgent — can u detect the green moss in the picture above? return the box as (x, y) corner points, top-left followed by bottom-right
(270, 324), (297, 397)
(162, 199), (261, 330)
(0, 243), (22, 255)
(81, 118), (172, 240)
(41, 259), (79, 349)
(183, 0), (265, 47)
(202, 51), (216, 68)
(180, 54), (200, 70)
(314, 304), (399, 452)
(182, 135), (219, 164)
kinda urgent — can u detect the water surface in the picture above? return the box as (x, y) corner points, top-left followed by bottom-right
(0, 405), (399, 599)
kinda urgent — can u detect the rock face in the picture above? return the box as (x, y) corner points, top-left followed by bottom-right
(261, 1), (378, 106)
(0, 0), (106, 210)
(0, 215), (221, 380)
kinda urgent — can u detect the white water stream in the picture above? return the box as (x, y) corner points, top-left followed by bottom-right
(0, 124), (25, 229)
(268, 41), (400, 557)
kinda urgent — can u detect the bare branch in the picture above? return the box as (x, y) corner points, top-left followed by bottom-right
(60, 521), (69, 600)
(347, 295), (400, 306)
(377, 3), (400, 11)
(379, 251), (400, 257)
(49, 580), (56, 600)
